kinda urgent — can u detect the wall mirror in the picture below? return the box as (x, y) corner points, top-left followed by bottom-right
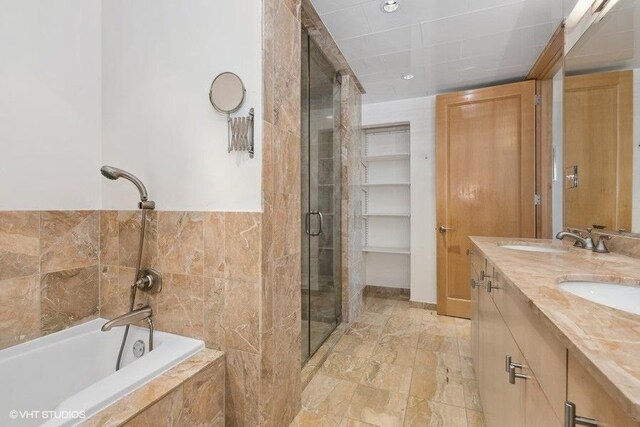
(562, 0), (640, 234)
(209, 72), (245, 114)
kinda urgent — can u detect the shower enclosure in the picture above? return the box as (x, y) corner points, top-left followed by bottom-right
(301, 31), (342, 364)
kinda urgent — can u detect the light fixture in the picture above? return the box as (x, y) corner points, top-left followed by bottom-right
(326, 115), (333, 119)
(381, 0), (400, 13)
(401, 73), (414, 80)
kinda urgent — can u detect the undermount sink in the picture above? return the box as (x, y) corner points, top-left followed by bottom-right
(559, 281), (640, 315)
(498, 244), (567, 254)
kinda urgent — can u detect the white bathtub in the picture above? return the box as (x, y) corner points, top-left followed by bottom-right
(0, 318), (204, 427)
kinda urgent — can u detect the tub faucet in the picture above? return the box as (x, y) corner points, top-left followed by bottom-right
(102, 306), (154, 351)
(555, 229), (595, 250)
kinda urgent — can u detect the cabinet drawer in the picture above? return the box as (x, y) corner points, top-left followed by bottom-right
(567, 352), (640, 427)
(470, 247), (485, 277)
(496, 278), (567, 422)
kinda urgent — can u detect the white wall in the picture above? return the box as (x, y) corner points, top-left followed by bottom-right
(552, 69), (565, 236)
(0, 0), (262, 212)
(363, 97), (437, 304)
(0, 0), (102, 210)
(101, 0), (262, 211)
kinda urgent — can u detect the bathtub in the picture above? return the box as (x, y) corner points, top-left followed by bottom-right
(0, 318), (204, 427)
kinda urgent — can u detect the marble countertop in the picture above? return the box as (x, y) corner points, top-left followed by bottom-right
(470, 237), (640, 420)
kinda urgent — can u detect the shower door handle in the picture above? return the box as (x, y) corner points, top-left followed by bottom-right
(305, 211), (323, 236)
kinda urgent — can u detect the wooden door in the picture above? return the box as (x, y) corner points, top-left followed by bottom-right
(564, 71), (633, 232)
(436, 81), (536, 318)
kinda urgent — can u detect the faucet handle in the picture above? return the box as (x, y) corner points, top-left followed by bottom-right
(594, 235), (611, 254)
(586, 227), (593, 236)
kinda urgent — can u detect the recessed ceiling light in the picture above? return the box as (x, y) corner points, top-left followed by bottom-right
(401, 73), (414, 80)
(381, 0), (400, 13)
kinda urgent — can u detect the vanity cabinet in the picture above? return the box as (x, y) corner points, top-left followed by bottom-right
(567, 352), (639, 427)
(473, 258), (562, 427)
(470, 241), (640, 427)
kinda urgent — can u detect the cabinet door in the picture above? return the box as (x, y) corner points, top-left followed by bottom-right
(524, 373), (562, 427)
(567, 352), (640, 427)
(479, 289), (524, 427)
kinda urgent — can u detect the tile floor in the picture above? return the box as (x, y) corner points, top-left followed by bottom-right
(290, 297), (485, 427)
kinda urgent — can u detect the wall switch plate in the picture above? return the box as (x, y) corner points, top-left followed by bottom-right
(565, 165), (578, 189)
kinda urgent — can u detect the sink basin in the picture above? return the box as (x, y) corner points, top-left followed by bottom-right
(498, 244), (567, 254)
(559, 281), (640, 315)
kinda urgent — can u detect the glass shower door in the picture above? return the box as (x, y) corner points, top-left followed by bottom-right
(301, 31), (342, 364)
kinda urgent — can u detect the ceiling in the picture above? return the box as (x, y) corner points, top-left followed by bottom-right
(310, 0), (579, 103)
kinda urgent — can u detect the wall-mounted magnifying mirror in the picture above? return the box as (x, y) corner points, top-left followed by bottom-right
(209, 72), (246, 114)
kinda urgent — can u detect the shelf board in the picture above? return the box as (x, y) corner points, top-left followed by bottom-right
(363, 246), (411, 255)
(362, 213), (411, 218)
(362, 182), (410, 187)
(362, 153), (410, 161)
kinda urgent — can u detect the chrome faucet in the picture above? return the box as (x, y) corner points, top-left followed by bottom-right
(102, 306), (154, 351)
(556, 228), (595, 250)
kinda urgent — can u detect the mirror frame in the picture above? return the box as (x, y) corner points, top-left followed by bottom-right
(209, 72), (246, 114)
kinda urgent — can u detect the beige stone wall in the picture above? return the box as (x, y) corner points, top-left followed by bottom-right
(0, 211), (100, 350)
(261, 0), (303, 425)
(340, 76), (365, 322)
(99, 210), (262, 427)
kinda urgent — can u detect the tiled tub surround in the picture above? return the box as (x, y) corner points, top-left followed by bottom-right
(471, 236), (640, 420)
(81, 348), (225, 426)
(0, 211), (100, 350)
(100, 210), (262, 427)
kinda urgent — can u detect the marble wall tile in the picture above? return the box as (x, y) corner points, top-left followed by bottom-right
(41, 265), (99, 334)
(0, 275), (40, 349)
(99, 265), (136, 320)
(180, 357), (226, 426)
(99, 211), (119, 266)
(151, 273), (204, 339)
(117, 210), (157, 269)
(224, 279), (260, 353)
(40, 211), (98, 273)
(204, 212), (225, 279)
(204, 277), (225, 350)
(225, 212), (261, 282)
(123, 387), (184, 427)
(158, 211), (203, 276)
(0, 211), (39, 281)
(226, 349), (261, 427)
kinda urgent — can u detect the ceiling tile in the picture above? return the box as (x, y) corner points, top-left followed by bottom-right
(338, 24), (423, 59)
(310, 0), (566, 103)
(320, 4), (372, 40)
(360, 0), (469, 34)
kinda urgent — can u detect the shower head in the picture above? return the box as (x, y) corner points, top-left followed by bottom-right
(100, 165), (150, 203)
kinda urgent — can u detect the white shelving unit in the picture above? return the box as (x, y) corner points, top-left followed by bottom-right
(361, 125), (411, 290)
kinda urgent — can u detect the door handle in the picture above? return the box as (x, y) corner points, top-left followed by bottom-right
(306, 211), (323, 237)
(437, 225), (455, 233)
(564, 401), (598, 427)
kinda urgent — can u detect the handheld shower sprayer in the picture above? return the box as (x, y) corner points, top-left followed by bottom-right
(100, 166), (155, 209)
(100, 165), (160, 370)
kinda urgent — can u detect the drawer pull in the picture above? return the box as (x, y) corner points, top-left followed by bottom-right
(470, 278), (484, 289)
(505, 355), (529, 384)
(486, 280), (500, 292)
(480, 270), (493, 280)
(564, 401), (598, 427)
(508, 364), (529, 383)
